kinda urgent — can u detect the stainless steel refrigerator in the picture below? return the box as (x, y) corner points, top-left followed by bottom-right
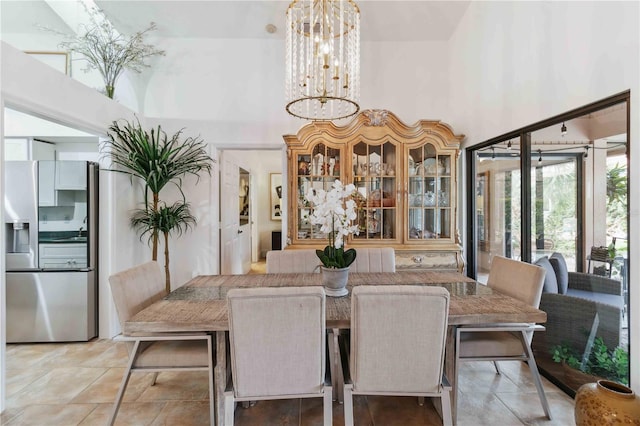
(4, 161), (98, 342)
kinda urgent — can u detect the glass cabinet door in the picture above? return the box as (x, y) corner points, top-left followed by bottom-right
(407, 144), (452, 241)
(295, 143), (342, 241)
(351, 141), (398, 242)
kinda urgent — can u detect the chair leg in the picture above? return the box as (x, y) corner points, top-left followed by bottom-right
(224, 391), (235, 426)
(323, 385), (333, 426)
(344, 384), (354, 426)
(418, 396), (425, 406)
(207, 336), (216, 426)
(150, 372), (159, 385)
(108, 340), (141, 426)
(454, 327), (462, 414)
(493, 361), (502, 375)
(328, 328), (343, 403)
(441, 388), (453, 426)
(521, 332), (552, 420)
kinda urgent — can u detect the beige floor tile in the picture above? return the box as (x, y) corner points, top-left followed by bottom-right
(457, 362), (523, 395)
(495, 361), (562, 394)
(495, 390), (576, 425)
(6, 343), (67, 370)
(27, 341), (124, 370)
(136, 371), (210, 402)
(151, 400), (212, 425)
(71, 367), (155, 404)
(456, 392), (524, 426)
(77, 341), (130, 368)
(80, 401), (166, 425)
(6, 367), (107, 408)
(5, 367), (50, 397)
(0, 406), (25, 425)
(3, 403), (97, 426)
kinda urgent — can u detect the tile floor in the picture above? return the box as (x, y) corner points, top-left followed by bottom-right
(2, 339), (576, 425)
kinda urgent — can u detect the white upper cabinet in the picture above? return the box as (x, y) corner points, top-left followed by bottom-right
(55, 161), (86, 190)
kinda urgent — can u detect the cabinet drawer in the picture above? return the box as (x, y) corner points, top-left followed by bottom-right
(41, 259), (87, 269)
(395, 250), (462, 271)
(40, 244), (86, 258)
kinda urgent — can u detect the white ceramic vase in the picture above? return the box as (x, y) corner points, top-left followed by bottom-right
(320, 266), (350, 297)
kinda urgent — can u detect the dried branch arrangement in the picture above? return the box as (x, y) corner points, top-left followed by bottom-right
(42, 3), (165, 98)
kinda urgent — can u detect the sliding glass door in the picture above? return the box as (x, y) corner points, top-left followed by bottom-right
(474, 146), (521, 283)
(466, 92), (630, 395)
(530, 153), (580, 270)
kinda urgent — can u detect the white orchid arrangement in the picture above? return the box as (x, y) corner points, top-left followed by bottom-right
(305, 180), (360, 268)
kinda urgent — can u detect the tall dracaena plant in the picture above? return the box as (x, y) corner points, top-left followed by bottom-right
(131, 202), (196, 293)
(104, 118), (213, 262)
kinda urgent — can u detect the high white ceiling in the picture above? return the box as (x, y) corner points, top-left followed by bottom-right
(1, 0), (471, 42)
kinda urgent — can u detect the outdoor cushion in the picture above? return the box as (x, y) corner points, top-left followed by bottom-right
(534, 256), (558, 294)
(549, 252), (569, 294)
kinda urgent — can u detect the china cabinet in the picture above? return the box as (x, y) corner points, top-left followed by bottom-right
(283, 110), (465, 271)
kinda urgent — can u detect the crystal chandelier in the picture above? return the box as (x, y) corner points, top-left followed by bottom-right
(286, 0), (360, 121)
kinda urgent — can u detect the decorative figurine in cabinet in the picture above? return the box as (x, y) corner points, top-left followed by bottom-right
(283, 109), (465, 271)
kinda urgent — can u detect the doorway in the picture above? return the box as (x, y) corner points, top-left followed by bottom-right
(218, 148), (284, 274)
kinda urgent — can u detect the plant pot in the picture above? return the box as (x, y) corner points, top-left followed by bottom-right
(575, 380), (640, 425)
(321, 266), (349, 297)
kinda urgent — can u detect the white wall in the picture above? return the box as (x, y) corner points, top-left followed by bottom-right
(447, 1), (640, 392)
(142, 38), (451, 145)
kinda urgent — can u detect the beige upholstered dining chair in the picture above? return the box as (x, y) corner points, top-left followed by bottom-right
(224, 286), (332, 426)
(265, 248), (321, 273)
(108, 261), (215, 426)
(340, 285), (452, 426)
(455, 255), (551, 419)
(265, 247), (396, 273)
(348, 247), (396, 272)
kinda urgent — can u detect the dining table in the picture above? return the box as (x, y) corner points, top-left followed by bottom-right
(124, 271), (547, 426)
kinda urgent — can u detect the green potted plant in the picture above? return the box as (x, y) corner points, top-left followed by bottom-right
(103, 118), (214, 290)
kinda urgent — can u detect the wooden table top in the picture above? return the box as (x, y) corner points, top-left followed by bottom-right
(124, 271), (547, 335)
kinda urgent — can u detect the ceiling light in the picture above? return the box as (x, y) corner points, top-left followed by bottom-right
(561, 122), (567, 137)
(538, 149), (542, 163)
(491, 147), (496, 160)
(507, 140), (512, 150)
(285, 0), (360, 121)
